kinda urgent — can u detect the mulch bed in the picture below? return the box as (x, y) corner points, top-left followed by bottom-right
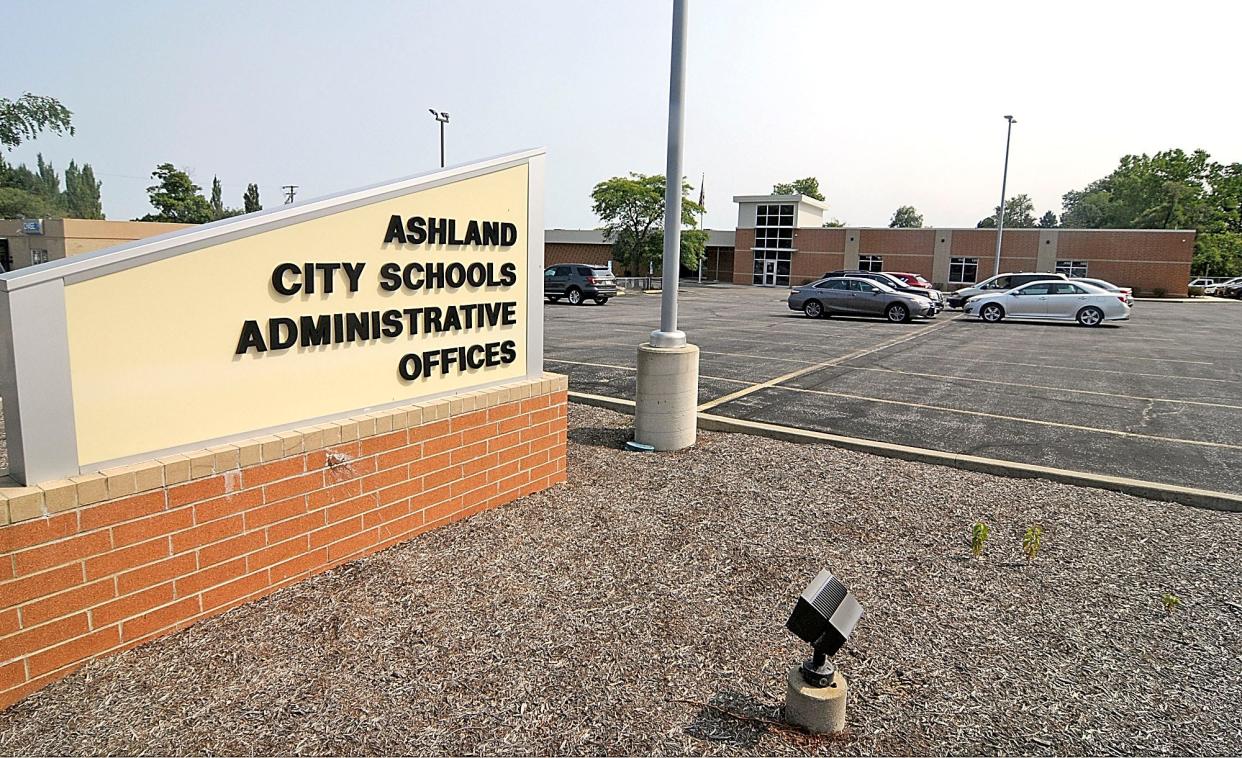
(2, 404), (1240, 755)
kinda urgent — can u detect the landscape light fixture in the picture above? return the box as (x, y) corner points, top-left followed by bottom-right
(785, 569), (863, 687)
(429, 109), (450, 168)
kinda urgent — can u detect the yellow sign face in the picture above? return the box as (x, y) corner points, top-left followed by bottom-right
(62, 163), (531, 467)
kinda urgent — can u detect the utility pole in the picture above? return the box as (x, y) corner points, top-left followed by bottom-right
(697, 172), (705, 283)
(634, 0), (699, 453)
(993, 115), (1016, 277)
(282, 185), (298, 204)
(429, 109), (450, 168)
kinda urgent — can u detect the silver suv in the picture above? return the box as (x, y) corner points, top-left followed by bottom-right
(946, 271), (1068, 308)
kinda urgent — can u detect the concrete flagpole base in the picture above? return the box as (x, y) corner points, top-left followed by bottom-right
(784, 665), (848, 734)
(634, 342), (699, 451)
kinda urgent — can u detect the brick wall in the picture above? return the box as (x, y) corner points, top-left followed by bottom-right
(0, 374), (568, 709)
(543, 243), (613, 268)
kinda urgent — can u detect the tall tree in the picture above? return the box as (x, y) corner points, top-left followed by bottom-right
(0, 93), (74, 150)
(243, 183), (262, 213)
(591, 172), (706, 274)
(209, 175), (225, 220)
(772, 177), (824, 201)
(63, 160), (104, 219)
(139, 163), (213, 223)
(1037, 210), (1058, 228)
(35, 154), (60, 200)
(977, 193), (1036, 228)
(889, 205), (923, 228)
(1059, 149), (1242, 275)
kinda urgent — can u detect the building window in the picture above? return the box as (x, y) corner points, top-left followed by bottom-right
(31, 249), (49, 265)
(950, 257), (979, 283)
(859, 255), (883, 272)
(754, 203), (794, 250)
(1055, 260), (1088, 278)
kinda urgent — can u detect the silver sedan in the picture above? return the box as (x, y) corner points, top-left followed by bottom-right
(964, 280), (1131, 326)
(788, 277), (935, 323)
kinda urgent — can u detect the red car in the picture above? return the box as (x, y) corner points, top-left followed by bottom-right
(887, 271), (936, 289)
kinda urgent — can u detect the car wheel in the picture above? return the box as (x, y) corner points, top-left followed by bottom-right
(980, 303), (1005, 323)
(803, 300), (824, 319)
(594, 297), (609, 305)
(885, 303), (910, 323)
(1076, 306), (1104, 327)
(566, 287), (583, 305)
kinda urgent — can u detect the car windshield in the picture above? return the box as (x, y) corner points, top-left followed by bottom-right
(1075, 279), (1118, 291)
(863, 279), (895, 293)
(591, 268), (612, 278)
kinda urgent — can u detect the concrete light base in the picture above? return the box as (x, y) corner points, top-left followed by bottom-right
(634, 342), (699, 451)
(784, 665), (848, 735)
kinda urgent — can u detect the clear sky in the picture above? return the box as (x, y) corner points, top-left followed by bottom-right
(7, 0), (1241, 230)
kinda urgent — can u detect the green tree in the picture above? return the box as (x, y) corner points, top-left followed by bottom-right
(591, 173), (706, 274)
(772, 177), (824, 201)
(889, 205), (923, 228)
(209, 175), (225, 220)
(243, 183), (262, 213)
(63, 160), (104, 219)
(0, 93), (74, 150)
(822, 218), (846, 227)
(35, 154), (60, 199)
(1037, 210), (1058, 228)
(0, 186), (56, 218)
(1059, 149), (1242, 275)
(139, 163), (213, 223)
(977, 193), (1036, 228)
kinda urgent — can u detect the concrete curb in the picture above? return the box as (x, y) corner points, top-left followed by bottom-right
(568, 391), (1242, 513)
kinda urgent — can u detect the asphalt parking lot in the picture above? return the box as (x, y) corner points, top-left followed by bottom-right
(544, 284), (1242, 498)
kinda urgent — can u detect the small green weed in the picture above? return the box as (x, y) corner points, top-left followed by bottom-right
(1022, 525), (1044, 562)
(1161, 592), (1181, 616)
(970, 521), (990, 559)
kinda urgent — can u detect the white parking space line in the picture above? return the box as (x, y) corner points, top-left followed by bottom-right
(543, 358), (752, 385)
(950, 348), (1215, 366)
(829, 365), (1242, 411)
(947, 357), (1241, 384)
(552, 341), (820, 365)
(697, 315), (962, 412)
(761, 385), (1242, 451)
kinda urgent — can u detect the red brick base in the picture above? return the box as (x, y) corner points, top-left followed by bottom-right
(0, 375), (568, 709)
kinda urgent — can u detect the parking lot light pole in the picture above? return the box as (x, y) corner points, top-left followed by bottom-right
(429, 109), (449, 168)
(993, 114), (1016, 276)
(634, 0), (700, 452)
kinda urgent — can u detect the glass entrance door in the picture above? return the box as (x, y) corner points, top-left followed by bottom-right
(763, 259), (778, 286)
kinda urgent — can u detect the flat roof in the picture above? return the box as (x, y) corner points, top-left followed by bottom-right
(732, 194), (832, 210)
(546, 228), (735, 247)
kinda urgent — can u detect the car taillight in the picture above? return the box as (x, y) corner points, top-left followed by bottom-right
(1117, 295), (1128, 303)
(586, 276), (596, 284)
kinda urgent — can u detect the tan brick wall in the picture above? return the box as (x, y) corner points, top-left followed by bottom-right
(858, 229), (936, 255)
(543, 243), (613, 269)
(0, 374), (568, 709)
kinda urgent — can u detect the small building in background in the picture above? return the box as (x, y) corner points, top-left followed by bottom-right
(0, 219), (193, 271)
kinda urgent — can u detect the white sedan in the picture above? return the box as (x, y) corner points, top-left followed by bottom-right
(963, 280), (1131, 326)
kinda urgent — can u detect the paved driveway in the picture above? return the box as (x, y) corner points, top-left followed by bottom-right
(545, 284), (1242, 497)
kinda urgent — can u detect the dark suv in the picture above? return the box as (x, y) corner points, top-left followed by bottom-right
(544, 264), (617, 305)
(823, 269), (944, 313)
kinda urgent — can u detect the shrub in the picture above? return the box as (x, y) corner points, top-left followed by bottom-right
(970, 521), (990, 558)
(1153, 287), (1167, 298)
(1161, 592), (1182, 615)
(1188, 285), (1205, 297)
